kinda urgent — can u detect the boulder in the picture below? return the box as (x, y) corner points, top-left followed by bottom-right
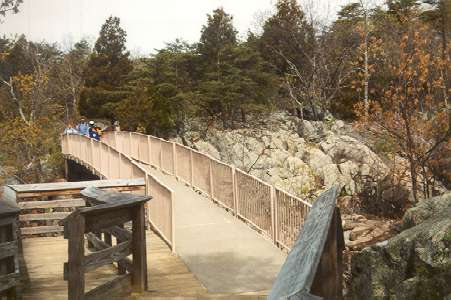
(320, 135), (387, 177)
(349, 198), (451, 299)
(402, 192), (451, 229)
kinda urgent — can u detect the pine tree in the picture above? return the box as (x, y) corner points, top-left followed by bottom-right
(79, 16), (132, 119)
(260, 0), (314, 74)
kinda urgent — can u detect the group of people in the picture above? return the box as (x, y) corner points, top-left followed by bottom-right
(64, 118), (102, 141)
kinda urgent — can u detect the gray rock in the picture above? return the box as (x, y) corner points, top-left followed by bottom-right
(349, 198), (451, 299)
(402, 192), (451, 229)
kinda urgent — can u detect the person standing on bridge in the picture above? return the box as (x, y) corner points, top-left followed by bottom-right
(76, 118), (89, 136)
(88, 120), (101, 141)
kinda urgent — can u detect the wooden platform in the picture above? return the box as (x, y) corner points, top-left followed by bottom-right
(21, 230), (207, 299)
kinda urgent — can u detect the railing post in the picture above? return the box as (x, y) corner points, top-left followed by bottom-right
(189, 150), (194, 186)
(271, 186), (277, 243)
(232, 167), (237, 215)
(90, 138), (94, 168)
(128, 132), (131, 157)
(172, 142), (177, 177)
(209, 159), (213, 198)
(118, 153), (123, 178)
(159, 140), (163, 169)
(67, 214), (85, 300)
(234, 168), (239, 216)
(147, 136), (151, 166)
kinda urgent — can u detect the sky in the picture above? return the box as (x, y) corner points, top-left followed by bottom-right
(0, 0), (353, 55)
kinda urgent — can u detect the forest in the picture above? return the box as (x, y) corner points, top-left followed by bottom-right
(0, 0), (449, 202)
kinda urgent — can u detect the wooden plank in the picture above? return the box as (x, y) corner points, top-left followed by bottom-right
(18, 198), (85, 209)
(85, 273), (131, 300)
(131, 204), (147, 292)
(19, 212), (72, 221)
(21, 225), (64, 235)
(0, 272), (20, 293)
(84, 241), (131, 273)
(85, 233), (133, 273)
(0, 240), (17, 260)
(67, 214), (85, 300)
(102, 226), (131, 242)
(8, 178), (145, 194)
(269, 186), (341, 300)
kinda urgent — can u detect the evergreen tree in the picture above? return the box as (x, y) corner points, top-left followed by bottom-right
(260, 0), (314, 74)
(79, 16), (132, 119)
(198, 8), (237, 68)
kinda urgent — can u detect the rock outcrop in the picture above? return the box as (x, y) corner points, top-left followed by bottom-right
(349, 193), (451, 299)
(177, 113), (388, 200)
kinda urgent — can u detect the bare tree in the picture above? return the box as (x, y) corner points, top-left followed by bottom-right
(0, 0), (22, 18)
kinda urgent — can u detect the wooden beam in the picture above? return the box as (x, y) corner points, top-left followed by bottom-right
(101, 226), (132, 242)
(0, 272), (20, 293)
(18, 198), (85, 209)
(85, 233), (132, 273)
(7, 178), (145, 194)
(84, 240), (131, 273)
(0, 241), (18, 260)
(19, 212), (72, 221)
(84, 208), (131, 233)
(20, 225), (64, 235)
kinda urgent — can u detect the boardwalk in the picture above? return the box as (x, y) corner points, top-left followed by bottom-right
(21, 231), (207, 299)
(139, 163), (287, 295)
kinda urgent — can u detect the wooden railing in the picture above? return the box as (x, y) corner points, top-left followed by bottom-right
(63, 131), (312, 252)
(3, 179), (145, 237)
(269, 186), (345, 300)
(0, 200), (21, 299)
(60, 187), (150, 300)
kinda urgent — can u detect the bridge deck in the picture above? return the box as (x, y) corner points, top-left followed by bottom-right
(140, 163), (287, 295)
(21, 231), (207, 299)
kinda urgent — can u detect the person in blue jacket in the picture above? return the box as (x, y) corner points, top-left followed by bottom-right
(76, 118), (89, 136)
(88, 120), (100, 141)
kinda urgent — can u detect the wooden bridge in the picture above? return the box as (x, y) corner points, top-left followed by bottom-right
(0, 131), (344, 299)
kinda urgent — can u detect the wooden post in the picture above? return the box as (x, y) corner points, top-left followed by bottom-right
(67, 214), (85, 300)
(172, 142), (177, 177)
(147, 136), (151, 166)
(231, 167), (236, 215)
(129, 132), (132, 157)
(189, 150), (194, 186)
(117, 223), (126, 275)
(159, 140), (163, 169)
(131, 204), (147, 292)
(209, 159), (214, 198)
(270, 186), (276, 243)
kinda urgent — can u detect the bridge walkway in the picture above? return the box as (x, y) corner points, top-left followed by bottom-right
(138, 162), (287, 295)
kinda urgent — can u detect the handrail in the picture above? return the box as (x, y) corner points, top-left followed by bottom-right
(269, 186), (345, 299)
